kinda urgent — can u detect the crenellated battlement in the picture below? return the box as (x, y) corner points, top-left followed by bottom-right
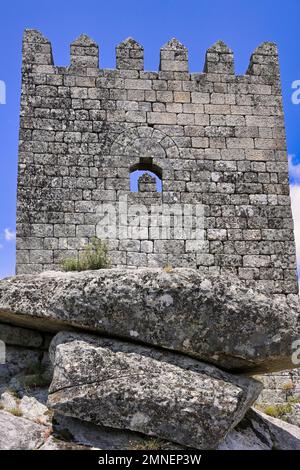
(17, 29), (298, 296)
(22, 29), (279, 81)
(116, 37), (144, 71)
(70, 34), (99, 68)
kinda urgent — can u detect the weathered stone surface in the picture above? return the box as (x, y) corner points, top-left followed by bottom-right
(0, 346), (41, 385)
(0, 322), (44, 348)
(19, 395), (51, 425)
(283, 404), (300, 428)
(53, 413), (184, 450)
(6, 370), (50, 398)
(0, 391), (51, 425)
(0, 323), (51, 388)
(52, 408), (300, 451)
(1, 269), (299, 372)
(16, 30), (298, 296)
(52, 409), (300, 450)
(39, 436), (94, 450)
(0, 391), (18, 410)
(255, 368), (300, 427)
(218, 408), (300, 450)
(256, 367), (300, 405)
(48, 331), (261, 449)
(0, 410), (47, 450)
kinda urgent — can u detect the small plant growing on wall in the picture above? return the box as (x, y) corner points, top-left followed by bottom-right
(261, 403), (293, 420)
(60, 237), (111, 272)
(282, 381), (295, 401)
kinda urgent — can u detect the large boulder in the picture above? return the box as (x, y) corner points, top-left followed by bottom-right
(48, 332), (262, 450)
(52, 413), (184, 450)
(53, 410), (300, 450)
(0, 269), (299, 372)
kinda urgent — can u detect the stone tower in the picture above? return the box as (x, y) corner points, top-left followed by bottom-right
(16, 30), (298, 295)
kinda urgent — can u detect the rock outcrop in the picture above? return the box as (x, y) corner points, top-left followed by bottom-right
(0, 410), (47, 450)
(0, 403), (94, 450)
(0, 268), (299, 373)
(1, 394), (300, 450)
(219, 408), (300, 450)
(0, 343), (299, 450)
(0, 268), (299, 450)
(48, 331), (262, 449)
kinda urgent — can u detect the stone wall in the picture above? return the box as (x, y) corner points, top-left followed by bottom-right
(257, 368), (300, 405)
(16, 30), (298, 295)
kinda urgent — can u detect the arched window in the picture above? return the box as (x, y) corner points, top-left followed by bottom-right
(130, 158), (162, 192)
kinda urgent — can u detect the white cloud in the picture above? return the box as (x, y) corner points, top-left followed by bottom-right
(4, 228), (16, 241)
(290, 185), (300, 267)
(288, 156), (300, 293)
(288, 154), (300, 184)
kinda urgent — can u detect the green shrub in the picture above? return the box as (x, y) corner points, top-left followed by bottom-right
(282, 381), (296, 400)
(60, 257), (79, 272)
(262, 403), (292, 418)
(60, 237), (110, 272)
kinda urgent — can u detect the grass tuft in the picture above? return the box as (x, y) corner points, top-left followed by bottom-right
(163, 264), (173, 273)
(129, 438), (169, 450)
(60, 237), (110, 272)
(282, 381), (295, 391)
(7, 407), (23, 417)
(260, 403), (293, 418)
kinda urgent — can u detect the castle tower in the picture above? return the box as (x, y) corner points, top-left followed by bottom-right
(16, 30), (298, 295)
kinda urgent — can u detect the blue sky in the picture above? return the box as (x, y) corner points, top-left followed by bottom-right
(0, 0), (300, 278)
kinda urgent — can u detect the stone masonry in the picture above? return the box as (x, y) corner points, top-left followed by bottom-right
(16, 30), (298, 295)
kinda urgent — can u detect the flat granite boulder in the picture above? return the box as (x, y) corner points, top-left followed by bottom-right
(48, 332), (262, 450)
(0, 268), (299, 372)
